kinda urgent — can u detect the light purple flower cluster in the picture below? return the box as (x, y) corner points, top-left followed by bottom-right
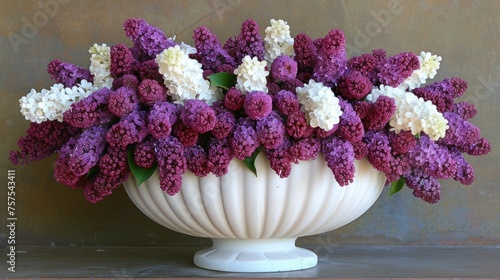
(123, 18), (175, 59)
(10, 18), (491, 205)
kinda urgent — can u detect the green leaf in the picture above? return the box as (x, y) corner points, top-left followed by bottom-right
(127, 146), (157, 187)
(414, 132), (421, 139)
(208, 72), (237, 90)
(389, 177), (406, 197)
(243, 147), (263, 177)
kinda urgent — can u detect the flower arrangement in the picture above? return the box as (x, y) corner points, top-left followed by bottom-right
(10, 18), (491, 204)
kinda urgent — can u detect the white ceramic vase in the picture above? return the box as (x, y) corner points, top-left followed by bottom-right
(123, 153), (386, 273)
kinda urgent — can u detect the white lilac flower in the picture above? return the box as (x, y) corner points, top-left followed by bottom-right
(399, 51), (442, 90)
(156, 45), (220, 105)
(264, 19), (295, 63)
(234, 55), (269, 94)
(296, 79), (343, 131)
(19, 80), (97, 123)
(367, 85), (448, 140)
(89, 43), (113, 89)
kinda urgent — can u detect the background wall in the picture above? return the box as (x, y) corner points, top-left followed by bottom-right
(1, 0), (499, 248)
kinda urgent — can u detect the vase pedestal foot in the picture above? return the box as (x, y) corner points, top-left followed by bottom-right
(193, 238), (317, 272)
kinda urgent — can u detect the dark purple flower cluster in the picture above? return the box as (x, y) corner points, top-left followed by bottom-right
(313, 29), (347, 85)
(47, 59), (92, 87)
(11, 18), (491, 205)
(155, 136), (186, 195)
(10, 120), (78, 165)
(110, 44), (137, 78)
(224, 19), (265, 64)
(193, 26), (236, 71)
(63, 88), (114, 128)
(54, 126), (108, 187)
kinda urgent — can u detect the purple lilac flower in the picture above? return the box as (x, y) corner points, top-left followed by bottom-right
(321, 136), (356, 186)
(256, 112), (285, 149)
(184, 145), (211, 177)
(404, 168), (441, 204)
(363, 95), (396, 130)
(108, 87), (140, 117)
(208, 138), (233, 177)
(271, 55), (297, 82)
(172, 121), (199, 147)
(63, 88), (114, 128)
(155, 136), (186, 196)
(243, 91), (273, 120)
(98, 145), (129, 179)
(134, 137), (157, 168)
(180, 99), (216, 133)
(139, 60), (163, 82)
(110, 44), (137, 78)
(274, 90), (299, 116)
(54, 139), (81, 187)
(366, 132), (392, 174)
(230, 118), (259, 160)
(352, 140), (368, 160)
(450, 148), (475, 185)
(409, 135), (457, 180)
(289, 138), (320, 163)
(148, 101), (178, 139)
(66, 126), (108, 177)
(47, 59), (92, 87)
(347, 53), (378, 76)
(123, 18), (148, 44)
(337, 98), (364, 143)
(337, 70), (373, 100)
(282, 78), (304, 94)
(83, 171), (127, 203)
(371, 49), (387, 61)
(285, 110), (314, 139)
(388, 130), (416, 155)
(54, 126), (108, 188)
(460, 137), (491, 156)
(137, 79), (167, 106)
(225, 18), (265, 63)
(193, 26), (236, 71)
(266, 139), (292, 178)
(386, 154), (410, 182)
(426, 77), (468, 99)
(313, 29), (347, 85)
(211, 103), (236, 139)
(216, 63), (235, 74)
(314, 125), (338, 139)
(313, 37), (323, 49)
(440, 112), (481, 148)
(106, 110), (148, 147)
(112, 74), (139, 90)
(266, 82), (282, 96)
(293, 33), (317, 72)
(224, 87), (245, 111)
(137, 24), (175, 58)
(10, 120), (78, 165)
(352, 101), (371, 120)
(412, 87), (454, 113)
(451, 101), (477, 120)
(375, 52), (420, 87)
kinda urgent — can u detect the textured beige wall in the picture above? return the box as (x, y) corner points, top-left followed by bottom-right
(1, 0), (499, 247)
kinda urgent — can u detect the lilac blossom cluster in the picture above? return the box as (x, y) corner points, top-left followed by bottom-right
(11, 18), (491, 204)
